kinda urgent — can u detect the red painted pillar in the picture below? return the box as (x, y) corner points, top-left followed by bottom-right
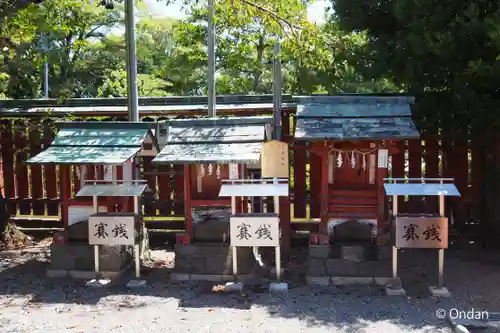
(320, 145), (329, 234)
(59, 165), (72, 230)
(376, 152), (388, 232)
(184, 164), (193, 240)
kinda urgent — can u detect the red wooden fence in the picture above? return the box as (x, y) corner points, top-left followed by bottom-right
(0, 115), (478, 230)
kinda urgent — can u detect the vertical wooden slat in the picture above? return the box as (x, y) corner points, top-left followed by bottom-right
(158, 165), (172, 216)
(184, 165), (193, 239)
(293, 145), (307, 218)
(319, 147), (329, 233)
(454, 143), (469, 224)
(407, 139), (422, 213)
(59, 165), (71, 229)
(281, 111), (291, 142)
(29, 122), (44, 215)
(72, 166), (81, 194)
(173, 164), (184, 216)
(376, 149), (388, 230)
(279, 196), (291, 253)
(43, 120), (58, 216)
(392, 142), (406, 213)
(14, 121), (30, 214)
(424, 138), (439, 213)
(309, 150), (322, 218)
(471, 139), (483, 220)
(1, 120), (16, 214)
(142, 156), (156, 215)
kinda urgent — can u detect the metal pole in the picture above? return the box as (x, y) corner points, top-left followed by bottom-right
(273, 42), (282, 140)
(125, 0), (139, 122)
(43, 62), (49, 98)
(231, 196), (237, 276)
(207, 0), (216, 117)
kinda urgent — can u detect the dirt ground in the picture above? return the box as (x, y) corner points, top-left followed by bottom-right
(1, 244), (500, 332)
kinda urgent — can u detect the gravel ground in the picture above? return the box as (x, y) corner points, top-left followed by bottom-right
(1, 245), (500, 333)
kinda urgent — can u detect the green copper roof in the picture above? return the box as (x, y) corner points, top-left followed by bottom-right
(27, 146), (141, 164)
(154, 116), (271, 164)
(153, 142), (262, 164)
(27, 121), (156, 164)
(295, 96), (420, 140)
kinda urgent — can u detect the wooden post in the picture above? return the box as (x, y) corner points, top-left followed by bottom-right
(376, 155), (388, 231)
(320, 145), (329, 234)
(60, 165), (72, 230)
(184, 165), (193, 240)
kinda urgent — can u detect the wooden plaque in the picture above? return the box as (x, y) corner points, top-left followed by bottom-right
(261, 140), (289, 178)
(395, 217), (448, 248)
(230, 216), (280, 247)
(89, 213), (139, 245)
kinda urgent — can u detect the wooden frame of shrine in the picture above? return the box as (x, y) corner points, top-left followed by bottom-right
(26, 121), (159, 235)
(292, 96), (420, 242)
(151, 116), (273, 242)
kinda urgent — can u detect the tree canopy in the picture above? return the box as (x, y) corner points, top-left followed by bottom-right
(0, 0), (397, 99)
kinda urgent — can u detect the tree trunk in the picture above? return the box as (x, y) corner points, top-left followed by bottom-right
(0, 191), (30, 249)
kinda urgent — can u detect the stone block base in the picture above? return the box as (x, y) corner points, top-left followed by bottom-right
(385, 286), (406, 296)
(50, 243), (132, 272)
(174, 243), (253, 275)
(47, 269), (126, 280)
(429, 286), (451, 297)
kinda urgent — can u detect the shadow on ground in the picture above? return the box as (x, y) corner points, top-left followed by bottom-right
(2, 245), (500, 332)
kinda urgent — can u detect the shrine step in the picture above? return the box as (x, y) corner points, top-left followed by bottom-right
(329, 196), (377, 206)
(328, 212), (378, 220)
(328, 188), (378, 198)
(328, 204), (378, 214)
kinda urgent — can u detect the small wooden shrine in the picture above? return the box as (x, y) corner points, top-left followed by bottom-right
(301, 95), (421, 286)
(293, 95), (420, 240)
(152, 116), (273, 242)
(27, 121), (159, 233)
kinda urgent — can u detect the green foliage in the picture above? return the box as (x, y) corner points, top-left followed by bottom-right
(0, 0), (399, 100)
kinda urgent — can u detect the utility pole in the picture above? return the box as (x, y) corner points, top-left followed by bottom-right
(207, 0), (216, 117)
(272, 42), (282, 140)
(43, 62), (49, 98)
(125, 0), (139, 122)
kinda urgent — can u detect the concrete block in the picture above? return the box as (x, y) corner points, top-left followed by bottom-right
(341, 245), (366, 262)
(377, 245), (392, 261)
(68, 270), (96, 280)
(203, 257), (233, 275)
(186, 257), (207, 275)
(307, 276), (330, 286)
(307, 258), (327, 277)
(100, 270), (125, 280)
(190, 274), (224, 282)
(429, 286), (451, 298)
(309, 245), (331, 259)
(221, 275), (236, 282)
(269, 282), (288, 293)
(223, 282), (244, 293)
(356, 261), (392, 277)
(126, 280), (147, 288)
(46, 269), (68, 278)
(86, 279), (111, 288)
(374, 277), (393, 286)
(170, 273), (190, 281)
(174, 244), (197, 256)
(325, 259), (357, 276)
(385, 286), (406, 296)
(331, 277), (374, 285)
